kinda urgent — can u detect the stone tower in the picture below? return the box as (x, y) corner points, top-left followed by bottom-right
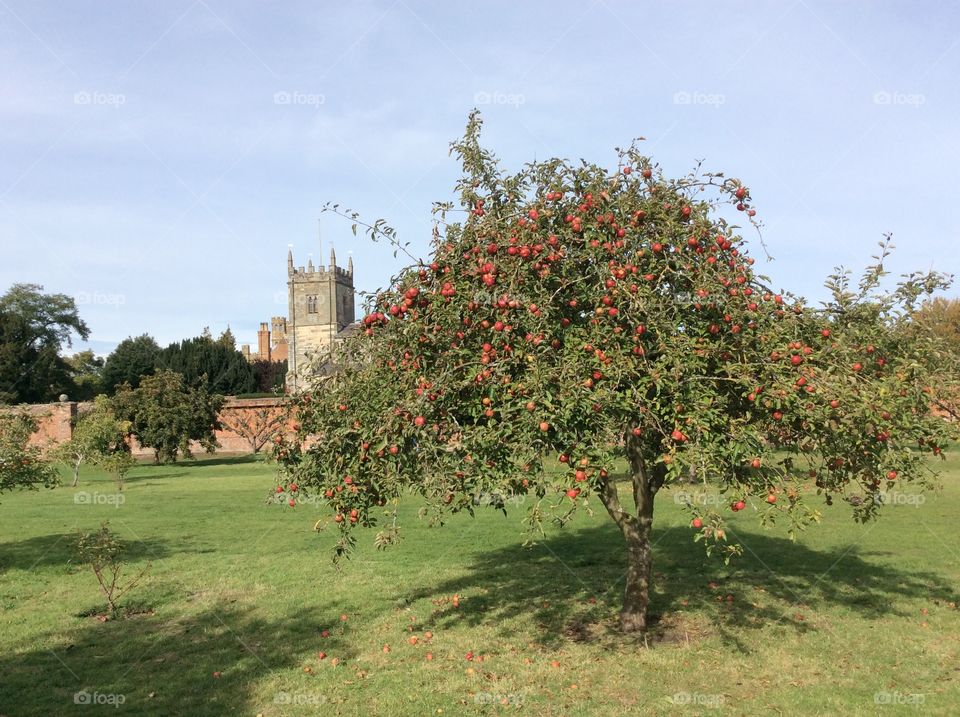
(286, 246), (355, 392)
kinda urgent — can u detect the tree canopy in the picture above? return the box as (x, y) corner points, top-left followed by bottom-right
(0, 411), (59, 494)
(277, 114), (954, 631)
(0, 284), (89, 404)
(103, 330), (255, 397)
(159, 331), (255, 396)
(101, 335), (161, 394)
(112, 369), (223, 463)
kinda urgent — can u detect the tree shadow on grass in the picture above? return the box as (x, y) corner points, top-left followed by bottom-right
(180, 454), (265, 468)
(116, 471), (188, 485)
(0, 602), (350, 717)
(401, 523), (958, 652)
(0, 532), (176, 572)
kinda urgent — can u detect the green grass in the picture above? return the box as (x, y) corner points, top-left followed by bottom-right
(1, 454), (958, 716)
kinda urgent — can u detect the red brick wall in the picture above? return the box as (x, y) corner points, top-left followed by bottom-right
(8, 397), (294, 458)
(14, 401), (77, 451)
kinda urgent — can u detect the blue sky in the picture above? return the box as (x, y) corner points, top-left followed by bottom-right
(2, 0), (958, 356)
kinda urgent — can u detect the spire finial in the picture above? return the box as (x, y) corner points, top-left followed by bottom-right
(329, 245), (336, 269)
(287, 245), (294, 275)
(347, 254), (353, 276)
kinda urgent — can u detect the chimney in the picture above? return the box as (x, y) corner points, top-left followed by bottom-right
(258, 322), (271, 361)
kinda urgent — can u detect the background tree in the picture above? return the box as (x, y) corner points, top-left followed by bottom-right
(112, 369), (222, 463)
(54, 396), (132, 487)
(159, 333), (256, 396)
(276, 115), (955, 633)
(219, 403), (289, 453)
(216, 327), (237, 351)
(102, 335), (161, 394)
(66, 350), (105, 401)
(0, 412), (59, 494)
(0, 283), (89, 404)
(911, 297), (960, 420)
(251, 359), (288, 393)
(97, 448), (137, 492)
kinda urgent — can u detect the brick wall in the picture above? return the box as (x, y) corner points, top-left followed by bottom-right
(5, 397), (294, 458)
(15, 401), (77, 450)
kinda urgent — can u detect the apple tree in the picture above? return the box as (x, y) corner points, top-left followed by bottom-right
(54, 395), (133, 487)
(275, 113), (955, 632)
(1, 411), (59, 495)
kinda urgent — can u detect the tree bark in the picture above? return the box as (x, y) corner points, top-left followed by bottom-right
(620, 514), (654, 632)
(597, 432), (663, 633)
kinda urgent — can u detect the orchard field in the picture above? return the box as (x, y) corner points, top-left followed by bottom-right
(1, 453), (958, 716)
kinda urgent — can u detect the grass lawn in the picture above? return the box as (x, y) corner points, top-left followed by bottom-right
(1, 453), (958, 716)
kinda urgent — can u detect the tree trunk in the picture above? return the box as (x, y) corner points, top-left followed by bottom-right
(71, 461), (80, 487)
(597, 432), (662, 633)
(620, 497), (654, 632)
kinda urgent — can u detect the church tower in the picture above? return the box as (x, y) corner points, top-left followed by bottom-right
(286, 246), (355, 392)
